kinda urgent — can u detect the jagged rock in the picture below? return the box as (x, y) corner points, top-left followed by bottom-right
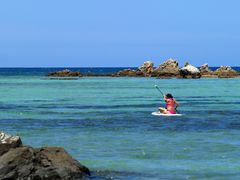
(200, 63), (215, 77)
(180, 64), (201, 78)
(47, 69), (82, 77)
(138, 61), (154, 77)
(0, 132), (22, 156)
(152, 58), (180, 77)
(0, 132), (90, 180)
(214, 66), (238, 78)
(200, 63), (212, 73)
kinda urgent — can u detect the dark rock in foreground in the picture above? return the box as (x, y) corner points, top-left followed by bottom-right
(0, 132), (90, 180)
(47, 69), (82, 77)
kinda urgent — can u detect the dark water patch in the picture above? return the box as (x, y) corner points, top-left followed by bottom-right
(188, 109), (240, 115)
(36, 103), (159, 110)
(178, 98), (222, 102)
(89, 170), (160, 180)
(23, 98), (73, 103)
(184, 96), (224, 98)
(0, 104), (32, 110)
(89, 169), (240, 180)
(1, 109), (240, 133)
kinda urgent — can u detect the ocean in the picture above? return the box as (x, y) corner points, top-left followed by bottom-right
(0, 68), (240, 179)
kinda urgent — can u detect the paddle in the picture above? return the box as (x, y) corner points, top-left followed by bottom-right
(154, 85), (164, 97)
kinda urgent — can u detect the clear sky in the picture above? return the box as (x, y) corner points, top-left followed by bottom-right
(0, 0), (239, 67)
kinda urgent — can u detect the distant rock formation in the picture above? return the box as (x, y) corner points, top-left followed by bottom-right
(214, 66), (238, 78)
(200, 63), (212, 73)
(112, 69), (143, 77)
(180, 63), (201, 78)
(47, 69), (82, 77)
(152, 58), (180, 78)
(45, 61), (239, 79)
(138, 61), (154, 77)
(0, 132), (90, 180)
(199, 63), (215, 77)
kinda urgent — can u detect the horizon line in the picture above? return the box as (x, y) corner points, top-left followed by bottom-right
(0, 65), (239, 68)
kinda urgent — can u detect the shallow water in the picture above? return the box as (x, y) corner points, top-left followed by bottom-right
(0, 75), (240, 179)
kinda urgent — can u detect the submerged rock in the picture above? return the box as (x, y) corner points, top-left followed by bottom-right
(0, 132), (90, 180)
(179, 63), (201, 78)
(152, 58), (180, 78)
(47, 69), (82, 77)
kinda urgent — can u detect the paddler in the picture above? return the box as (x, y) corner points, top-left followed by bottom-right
(159, 93), (179, 114)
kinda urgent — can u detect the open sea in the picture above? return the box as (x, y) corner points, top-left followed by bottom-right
(0, 67), (240, 179)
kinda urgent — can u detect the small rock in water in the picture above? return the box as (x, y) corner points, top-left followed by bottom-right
(47, 69), (82, 77)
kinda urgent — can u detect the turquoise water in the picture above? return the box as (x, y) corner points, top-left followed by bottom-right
(1, 75), (240, 179)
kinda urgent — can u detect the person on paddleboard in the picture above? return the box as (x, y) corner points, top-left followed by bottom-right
(159, 93), (179, 114)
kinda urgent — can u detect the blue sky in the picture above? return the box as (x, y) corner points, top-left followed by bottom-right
(0, 0), (239, 67)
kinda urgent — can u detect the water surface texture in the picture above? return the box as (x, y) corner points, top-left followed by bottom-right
(0, 70), (240, 179)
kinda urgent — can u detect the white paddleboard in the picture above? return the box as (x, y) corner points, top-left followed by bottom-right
(151, 112), (182, 116)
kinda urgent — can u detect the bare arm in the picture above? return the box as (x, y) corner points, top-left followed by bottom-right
(174, 100), (180, 107)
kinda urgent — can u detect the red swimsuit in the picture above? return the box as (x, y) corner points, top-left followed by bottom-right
(166, 98), (176, 114)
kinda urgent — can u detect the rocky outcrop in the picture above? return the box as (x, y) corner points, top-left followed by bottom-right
(179, 63), (201, 78)
(45, 61), (239, 79)
(200, 63), (215, 77)
(0, 132), (90, 180)
(138, 61), (154, 77)
(152, 59), (180, 78)
(112, 69), (143, 77)
(112, 61), (154, 77)
(200, 63), (212, 74)
(47, 69), (82, 77)
(214, 66), (238, 78)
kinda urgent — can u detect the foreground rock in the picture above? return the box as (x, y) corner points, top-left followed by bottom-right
(47, 69), (82, 77)
(0, 132), (90, 180)
(152, 59), (180, 78)
(179, 63), (201, 78)
(214, 66), (239, 78)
